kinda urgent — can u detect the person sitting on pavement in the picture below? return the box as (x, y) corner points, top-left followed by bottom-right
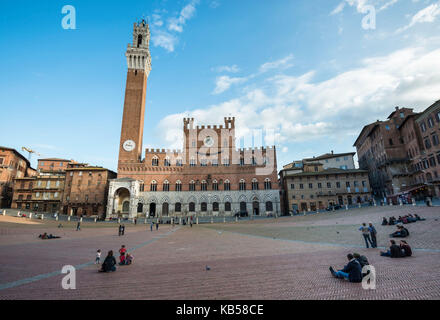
(38, 233), (48, 239)
(380, 240), (403, 258)
(414, 214), (426, 221)
(400, 240), (412, 257)
(100, 250), (117, 272)
(390, 225), (409, 238)
(388, 216), (397, 225)
(353, 253), (370, 277)
(329, 254), (363, 283)
(382, 217), (388, 226)
(125, 253), (134, 265)
(119, 252), (126, 265)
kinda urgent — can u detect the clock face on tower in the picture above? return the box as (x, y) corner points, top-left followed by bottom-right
(204, 136), (214, 147)
(123, 140), (136, 152)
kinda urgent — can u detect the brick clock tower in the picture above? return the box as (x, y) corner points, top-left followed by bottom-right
(118, 20), (151, 169)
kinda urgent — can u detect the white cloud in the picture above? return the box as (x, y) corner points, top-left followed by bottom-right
(396, 2), (440, 33)
(150, 1), (200, 52)
(213, 76), (248, 94)
(212, 65), (240, 73)
(158, 47), (440, 150)
(378, 0), (399, 12)
(151, 30), (177, 53)
(168, 0), (200, 33)
(259, 54), (294, 73)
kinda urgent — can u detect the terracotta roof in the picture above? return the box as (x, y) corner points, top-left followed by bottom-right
(0, 146), (31, 167)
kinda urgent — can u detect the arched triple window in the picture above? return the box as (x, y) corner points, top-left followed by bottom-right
(163, 180), (170, 192)
(176, 158), (183, 167)
(175, 180), (182, 192)
(150, 180), (157, 192)
(190, 157), (196, 167)
(152, 156), (159, 167)
(164, 157), (171, 167)
(251, 178), (259, 190)
(189, 180), (196, 191)
(212, 180), (218, 191)
(200, 158), (207, 167)
(264, 178), (272, 190)
(224, 180), (231, 191)
(239, 179), (246, 191)
(201, 180), (207, 191)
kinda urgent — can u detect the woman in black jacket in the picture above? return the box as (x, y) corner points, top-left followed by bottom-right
(100, 250), (117, 272)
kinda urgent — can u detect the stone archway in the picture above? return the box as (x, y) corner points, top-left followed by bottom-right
(114, 187), (130, 215)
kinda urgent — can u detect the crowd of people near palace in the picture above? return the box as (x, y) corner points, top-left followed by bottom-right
(98, 245), (134, 273)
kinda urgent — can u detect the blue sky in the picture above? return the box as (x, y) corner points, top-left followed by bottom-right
(1, 0), (440, 171)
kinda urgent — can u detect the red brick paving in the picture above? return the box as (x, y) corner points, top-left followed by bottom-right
(1, 207), (440, 300)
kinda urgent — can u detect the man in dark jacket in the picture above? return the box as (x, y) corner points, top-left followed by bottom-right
(380, 240), (402, 258)
(368, 222), (377, 248)
(329, 254), (363, 283)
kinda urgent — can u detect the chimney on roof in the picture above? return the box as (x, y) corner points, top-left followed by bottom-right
(331, 150), (334, 154)
(395, 106), (399, 111)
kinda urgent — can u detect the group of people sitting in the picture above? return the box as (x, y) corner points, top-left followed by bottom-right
(38, 233), (61, 240)
(329, 253), (370, 283)
(118, 245), (134, 266)
(99, 245), (134, 273)
(380, 240), (412, 258)
(382, 214), (425, 226)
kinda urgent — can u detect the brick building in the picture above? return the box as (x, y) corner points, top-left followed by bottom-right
(12, 173), (66, 213)
(280, 160), (371, 213)
(354, 107), (416, 198)
(0, 146), (36, 208)
(411, 100), (440, 197)
(37, 158), (74, 173)
(62, 163), (116, 218)
(107, 21), (280, 219)
(11, 157), (72, 212)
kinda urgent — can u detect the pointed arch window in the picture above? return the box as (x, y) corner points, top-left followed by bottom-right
(252, 178), (259, 190)
(189, 180), (196, 191)
(150, 180), (157, 192)
(264, 178), (272, 190)
(163, 180), (170, 192)
(175, 180), (182, 192)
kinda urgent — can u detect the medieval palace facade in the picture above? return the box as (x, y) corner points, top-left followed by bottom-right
(106, 21), (280, 219)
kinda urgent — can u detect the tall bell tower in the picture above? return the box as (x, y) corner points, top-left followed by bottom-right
(118, 20), (151, 169)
